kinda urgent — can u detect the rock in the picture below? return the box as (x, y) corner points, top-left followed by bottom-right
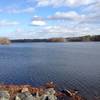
(40, 88), (57, 100)
(21, 87), (29, 93)
(45, 82), (56, 89)
(62, 89), (78, 97)
(46, 88), (56, 95)
(0, 91), (10, 100)
(0, 83), (87, 100)
(15, 91), (34, 100)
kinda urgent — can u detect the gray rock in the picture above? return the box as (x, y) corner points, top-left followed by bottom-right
(0, 91), (10, 100)
(15, 91), (34, 100)
(15, 88), (57, 100)
(45, 88), (56, 95)
(40, 88), (57, 100)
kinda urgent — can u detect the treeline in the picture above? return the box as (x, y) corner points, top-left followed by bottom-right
(11, 35), (100, 42)
(1, 35), (100, 44)
(11, 38), (65, 42)
(67, 35), (100, 42)
(11, 39), (48, 42)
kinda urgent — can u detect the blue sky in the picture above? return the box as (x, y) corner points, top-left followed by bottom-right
(0, 0), (100, 39)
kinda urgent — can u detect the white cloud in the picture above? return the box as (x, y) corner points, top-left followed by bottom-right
(78, 1), (100, 24)
(4, 23), (100, 39)
(0, 20), (19, 27)
(38, 25), (100, 37)
(2, 0), (98, 39)
(47, 1), (100, 25)
(42, 26), (73, 33)
(31, 20), (46, 26)
(31, 16), (46, 26)
(65, 0), (95, 7)
(36, 0), (96, 7)
(48, 11), (85, 21)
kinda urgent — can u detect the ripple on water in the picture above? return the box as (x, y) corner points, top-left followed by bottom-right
(0, 43), (100, 100)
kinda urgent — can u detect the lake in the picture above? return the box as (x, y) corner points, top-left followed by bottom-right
(0, 42), (100, 99)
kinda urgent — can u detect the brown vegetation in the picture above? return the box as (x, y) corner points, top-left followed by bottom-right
(0, 37), (11, 45)
(48, 38), (65, 42)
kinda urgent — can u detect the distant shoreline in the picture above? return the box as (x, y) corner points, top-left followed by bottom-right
(11, 35), (100, 43)
(1, 35), (100, 45)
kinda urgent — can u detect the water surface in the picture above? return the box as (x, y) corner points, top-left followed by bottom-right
(0, 42), (100, 99)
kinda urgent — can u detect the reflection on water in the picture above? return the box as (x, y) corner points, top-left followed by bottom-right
(0, 42), (100, 100)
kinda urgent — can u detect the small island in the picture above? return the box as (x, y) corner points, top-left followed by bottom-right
(0, 37), (11, 45)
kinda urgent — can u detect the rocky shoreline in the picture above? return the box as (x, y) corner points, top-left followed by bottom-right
(0, 82), (100, 100)
(0, 82), (99, 100)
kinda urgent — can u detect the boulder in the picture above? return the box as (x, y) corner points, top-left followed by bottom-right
(0, 91), (10, 100)
(15, 91), (34, 100)
(40, 88), (57, 100)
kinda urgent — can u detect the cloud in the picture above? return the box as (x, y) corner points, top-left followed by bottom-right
(83, 1), (100, 13)
(30, 0), (100, 38)
(31, 20), (46, 26)
(5, 23), (100, 39)
(1, 0), (99, 39)
(12, 28), (35, 39)
(0, 7), (35, 14)
(46, 1), (100, 25)
(48, 11), (85, 21)
(36, 0), (96, 7)
(37, 25), (100, 37)
(31, 16), (46, 26)
(29, 23), (99, 38)
(78, 1), (100, 25)
(40, 26), (75, 34)
(0, 20), (19, 27)
(31, 11), (85, 24)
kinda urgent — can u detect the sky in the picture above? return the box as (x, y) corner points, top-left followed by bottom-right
(0, 0), (100, 39)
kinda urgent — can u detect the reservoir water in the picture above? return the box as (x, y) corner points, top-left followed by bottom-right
(0, 42), (100, 99)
